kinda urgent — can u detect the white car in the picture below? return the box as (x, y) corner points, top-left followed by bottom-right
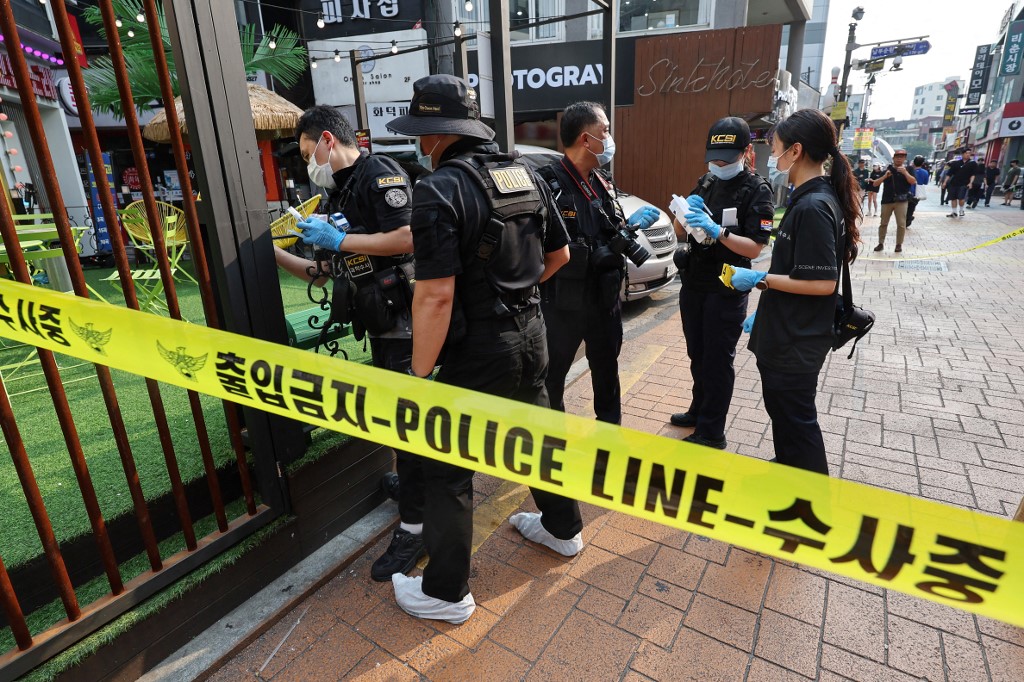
(515, 145), (678, 302)
(372, 141), (678, 302)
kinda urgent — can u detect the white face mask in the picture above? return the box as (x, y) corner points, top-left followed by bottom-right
(417, 136), (441, 172)
(707, 158), (744, 181)
(767, 152), (786, 184)
(769, 145), (795, 176)
(586, 132), (615, 165)
(306, 136), (336, 189)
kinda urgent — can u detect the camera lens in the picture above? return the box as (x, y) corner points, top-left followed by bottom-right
(623, 238), (651, 267)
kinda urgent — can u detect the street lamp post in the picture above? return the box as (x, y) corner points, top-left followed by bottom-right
(838, 6), (865, 104)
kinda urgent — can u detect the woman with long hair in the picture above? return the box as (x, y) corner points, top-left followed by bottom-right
(723, 108), (861, 475)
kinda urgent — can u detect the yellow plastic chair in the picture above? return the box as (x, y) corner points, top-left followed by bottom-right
(119, 200), (197, 286)
(270, 195), (322, 249)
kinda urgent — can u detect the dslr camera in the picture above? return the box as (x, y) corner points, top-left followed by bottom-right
(592, 222), (651, 270)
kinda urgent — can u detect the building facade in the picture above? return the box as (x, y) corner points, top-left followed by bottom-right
(911, 77), (961, 119)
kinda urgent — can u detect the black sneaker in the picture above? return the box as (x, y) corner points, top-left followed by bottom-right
(371, 528), (426, 582)
(670, 412), (698, 427)
(381, 472), (400, 501)
(873, 243), (884, 252)
(682, 432), (728, 450)
(948, 212), (957, 217)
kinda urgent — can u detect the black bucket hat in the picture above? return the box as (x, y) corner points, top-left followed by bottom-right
(387, 74), (495, 140)
(704, 116), (751, 163)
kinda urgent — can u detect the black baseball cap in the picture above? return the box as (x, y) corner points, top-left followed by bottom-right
(705, 117), (751, 163)
(387, 74), (495, 140)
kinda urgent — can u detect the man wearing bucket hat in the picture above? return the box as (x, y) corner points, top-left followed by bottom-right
(668, 117), (774, 451)
(386, 74), (583, 624)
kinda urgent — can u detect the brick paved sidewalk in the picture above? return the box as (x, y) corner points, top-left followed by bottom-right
(212, 204), (1024, 681)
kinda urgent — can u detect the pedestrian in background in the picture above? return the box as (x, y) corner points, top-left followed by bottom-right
(943, 150), (977, 217)
(538, 101), (660, 426)
(668, 117), (774, 450)
(967, 166), (985, 209)
(853, 158), (870, 214)
(736, 108), (862, 475)
(871, 149), (915, 253)
(386, 75), (583, 624)
(1002, 159), (1020, 205)
(983, 160), (1001, 207)
(865, 163), (882, 216)
(906, 155), (929, 227)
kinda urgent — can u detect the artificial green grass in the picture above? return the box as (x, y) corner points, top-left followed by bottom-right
(5, 498), (289, 681)
(0, 262), (371, 571)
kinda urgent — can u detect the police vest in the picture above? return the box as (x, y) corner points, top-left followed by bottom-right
(687, 170), (770, 285)
(440, 152), (548, 319)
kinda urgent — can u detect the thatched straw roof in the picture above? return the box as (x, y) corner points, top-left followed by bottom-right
(143, 82), (303, 143)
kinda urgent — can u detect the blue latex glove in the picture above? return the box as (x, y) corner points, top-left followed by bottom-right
(729, 267), (767, 292)
(294, 216), (345, 252)
(683, 211), (721, 240)
(685, 194), (706, 212)
(627, 205), (660, 230)
(742, 311), (757, 334)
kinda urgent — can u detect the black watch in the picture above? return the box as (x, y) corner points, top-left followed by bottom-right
(720, 227), (730, 240)
(755, 277), (769, 291)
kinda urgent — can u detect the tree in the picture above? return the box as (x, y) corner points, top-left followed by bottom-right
(905, 140), (933, 160)
(81, 0), (306, 116)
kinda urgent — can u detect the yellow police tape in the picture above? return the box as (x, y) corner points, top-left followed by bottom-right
(866, 225), (1024, 262)
(0, 278), (1021, 628)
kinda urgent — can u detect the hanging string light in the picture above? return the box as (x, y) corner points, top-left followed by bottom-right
(310, 57), (318, 68)
(269, 37), (277, 49)
(453, 21), (462, 37)
(465, 0), (473, 11)
(136, 12), (145, 22)
(391, 40), (398, 54)
(127, 29), (135, 38)
(334, 49), (341, 62)
(115, 18), (122, 28)
(317, 13), (326, 29)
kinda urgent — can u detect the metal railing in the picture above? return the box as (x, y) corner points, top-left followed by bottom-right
(0, 0), (290, 676)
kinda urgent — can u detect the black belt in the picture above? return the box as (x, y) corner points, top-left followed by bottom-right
(466, 305), (540, 334)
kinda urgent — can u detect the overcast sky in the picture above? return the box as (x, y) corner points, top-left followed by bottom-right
(819, 0), (1013, 120)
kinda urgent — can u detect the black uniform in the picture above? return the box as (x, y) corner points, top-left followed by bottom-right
(680, 171), (774, 441)
(538, 158), (628, 425)
(325, 153), (425, 527)
(748, 176), (841, 475)
(410, 139), (582, 603)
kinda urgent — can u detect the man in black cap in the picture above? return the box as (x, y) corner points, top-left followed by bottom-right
(669, 116), (774, 449)
(537, 101), (660, 426)
(386, 74), (583, 624)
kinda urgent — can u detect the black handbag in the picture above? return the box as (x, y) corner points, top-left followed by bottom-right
(833, 237), (874, 358)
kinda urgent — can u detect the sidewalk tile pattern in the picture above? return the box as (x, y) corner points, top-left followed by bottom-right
(215, 205), (1023, 680)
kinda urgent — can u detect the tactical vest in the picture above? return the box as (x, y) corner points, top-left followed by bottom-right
(440, 152), (548, 320)
(687, 170), (770, 285)
(324, 154), (414, 340)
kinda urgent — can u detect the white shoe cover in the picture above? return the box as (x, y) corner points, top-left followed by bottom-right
(392, 574), (475, 624)
(509, 512), (583, 557)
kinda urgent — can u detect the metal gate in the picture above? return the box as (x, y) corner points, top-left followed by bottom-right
(0, 0), (302, 678)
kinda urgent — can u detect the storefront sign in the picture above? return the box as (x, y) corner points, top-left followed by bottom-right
(942, 81), (959, 129)
(86, 152), (115, 253)
(998, 101), (1024, 137)
(953, 126), (971, 150)
(1000, 21), (1024, 76)
(122, 167), (141, 191)
(0, 54), (56, 100)
(55, 77), (78, 117)
(355, 129), (372, 152)
(966, 45), (992, 107)
(365, 101), (409, 139)
(309, 29), (429, 107)
(636, 57), (776, 97)
(830, 101), (848, 122)
(66, 15), (88, 68)
(468, 41), (608, 113)
(301, 0), (425, 38)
